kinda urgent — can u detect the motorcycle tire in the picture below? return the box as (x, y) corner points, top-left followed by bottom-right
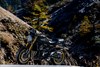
(52, 50), (65, 65)
(16, 46), (31, 64)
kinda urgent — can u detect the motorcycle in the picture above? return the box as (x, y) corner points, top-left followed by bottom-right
(16, 29), (66, 64)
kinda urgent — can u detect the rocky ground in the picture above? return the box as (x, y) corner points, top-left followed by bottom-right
(0, 6), (31, 64)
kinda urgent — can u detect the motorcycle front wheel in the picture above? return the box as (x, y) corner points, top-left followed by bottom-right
(16, 47), (31, 64)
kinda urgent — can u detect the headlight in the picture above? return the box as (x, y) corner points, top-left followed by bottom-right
(27, 35), (32, 42)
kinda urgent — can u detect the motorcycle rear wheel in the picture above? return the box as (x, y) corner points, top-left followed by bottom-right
(53, 50), (65, 65)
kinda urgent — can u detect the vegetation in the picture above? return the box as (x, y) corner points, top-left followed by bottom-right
(23, 0), (53, 32)
(79, 16), (92, 35)
(0, 0), (100, 66)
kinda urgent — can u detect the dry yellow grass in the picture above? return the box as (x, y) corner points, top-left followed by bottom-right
(0, 31), (15, 45)
(0, 22), (6, 31)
